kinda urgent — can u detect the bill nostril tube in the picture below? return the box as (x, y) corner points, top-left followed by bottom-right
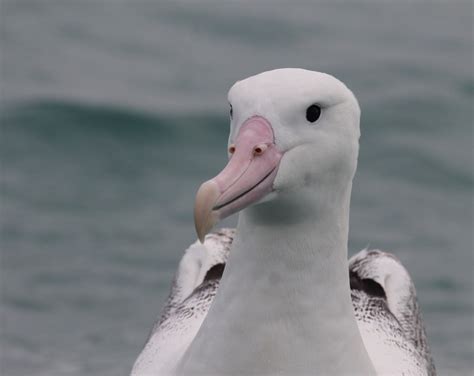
(228, 144), (236, 154)
(253, 144), (267, 156)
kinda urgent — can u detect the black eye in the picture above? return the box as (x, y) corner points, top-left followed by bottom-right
(230, 104), (233, 119)
(306, 104), (321, 123)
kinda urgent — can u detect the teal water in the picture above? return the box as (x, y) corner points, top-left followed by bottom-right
(1, 2), (473, 375)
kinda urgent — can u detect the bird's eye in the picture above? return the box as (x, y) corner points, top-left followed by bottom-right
(229, 104), (233, 119)
(306, 104), (321, 123)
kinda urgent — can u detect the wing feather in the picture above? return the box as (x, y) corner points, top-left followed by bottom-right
(130, 229), (233, 375)
(350, 249), (436, 376)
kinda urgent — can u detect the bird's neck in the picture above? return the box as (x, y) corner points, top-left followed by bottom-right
(179, 186), (375, 375)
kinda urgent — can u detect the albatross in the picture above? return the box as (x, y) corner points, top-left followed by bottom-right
(131, 69), (436, 375)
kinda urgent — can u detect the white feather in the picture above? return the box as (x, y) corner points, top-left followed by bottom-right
(132, 235), (435, 376)
(130, 230), (233, 376)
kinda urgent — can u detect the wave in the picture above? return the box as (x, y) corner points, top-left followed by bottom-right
(1, 99), (229, 145)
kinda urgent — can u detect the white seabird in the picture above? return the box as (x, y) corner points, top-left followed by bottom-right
(131, 69), (436, 376)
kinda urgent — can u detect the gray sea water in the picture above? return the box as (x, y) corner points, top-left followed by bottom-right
(1, 1), (473, 375)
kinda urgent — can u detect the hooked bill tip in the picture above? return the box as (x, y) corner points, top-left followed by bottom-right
(194, 180), (220, 243)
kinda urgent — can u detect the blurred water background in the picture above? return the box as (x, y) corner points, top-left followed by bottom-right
(1, 1), (473, 375)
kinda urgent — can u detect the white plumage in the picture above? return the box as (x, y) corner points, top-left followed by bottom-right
(132, 229), (234, 376)
(131, 230), (234, 375)
(131, 69), (435, 375)
(132, 231), (435, 376)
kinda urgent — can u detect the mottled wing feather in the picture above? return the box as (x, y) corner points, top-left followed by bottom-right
(349, 249), (436, 376)
(130, 229), (234, 375)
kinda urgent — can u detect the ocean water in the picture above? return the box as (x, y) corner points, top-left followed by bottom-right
(1, 1), (473, 375)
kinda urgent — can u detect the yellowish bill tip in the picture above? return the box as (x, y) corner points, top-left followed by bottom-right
(194, 180), (220, 243)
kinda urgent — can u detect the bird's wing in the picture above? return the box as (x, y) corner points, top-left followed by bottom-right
(130, 229), (234, 376)
(349, 249), (436, 376)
